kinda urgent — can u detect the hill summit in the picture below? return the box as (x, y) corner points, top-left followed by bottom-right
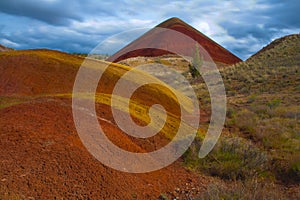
(107, 17), (241, 65)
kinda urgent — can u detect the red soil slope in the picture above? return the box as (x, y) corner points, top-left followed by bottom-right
(107, 17), (242, 65)
(0, 49), (214, 199)
(0, 97), (212, 199)
(0, 49), (82, 95)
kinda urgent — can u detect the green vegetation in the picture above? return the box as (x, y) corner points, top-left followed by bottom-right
(184, 136), (268, 180)
(158, 193), (169, 200)
(189, 43), (202, 78)
(183, 34), (300, 197)
(1, 33), (299, 199)
(221, 34), (300, 96)
(226, 104), (300, 182)
(194, 179), (295, 200)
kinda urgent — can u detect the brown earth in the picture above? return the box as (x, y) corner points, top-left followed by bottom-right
(0, 49), (82, 96)
(0, 97), (215, 199)
(107, 17), (242, 65)
(1, 33), (299, 199)
(0, 49), (215, 199)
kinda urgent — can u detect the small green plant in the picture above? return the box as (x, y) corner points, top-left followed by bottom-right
(189, 43), (202, 78)
(234, 109), (258, 133)
(247, 93), (257, 103)
(266, 99), (281, 109)
(158, 193), (169, 200)
(290, 160), (300, 181)
(226, 107), (236, 118)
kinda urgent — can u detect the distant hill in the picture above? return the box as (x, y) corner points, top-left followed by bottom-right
(183, 33), (300, 197)
(0, 44), (13, 52)
(249, 34), (300, 59)
(222, 33), (300, 96)
(107, 17), (241, 66)
(220, 33), (300, 184)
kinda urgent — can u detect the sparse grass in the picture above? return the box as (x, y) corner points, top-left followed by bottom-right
(183, 34), (300, 187)
(233, 109), (258, 133)
(221, 34), (300, 184)
(225, 102), (300, 183)
(194, 178), (295, 200)
(221, 34), (300, 97)
(183, 136), (268, 180)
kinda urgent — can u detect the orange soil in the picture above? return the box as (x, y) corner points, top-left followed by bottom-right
(0, 49), (82, 96)
(0, 49), (215, 199)
(0, 97), (213, 199)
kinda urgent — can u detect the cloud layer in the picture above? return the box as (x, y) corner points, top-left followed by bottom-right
(0, 0), (299, 60)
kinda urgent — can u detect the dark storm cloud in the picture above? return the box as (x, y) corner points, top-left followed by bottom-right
(0, 0), (83, 25)
(221, 0), (299, 38)
(0, 20), (98, 53)
(0, 0), (120, 26)
(264, 0), (300, 28)
(216, 0), (300, 59)
(0, 0), (298, 59)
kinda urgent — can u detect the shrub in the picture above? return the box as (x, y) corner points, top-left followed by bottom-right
(273, 106), (300, 119)
(189, 43), (202, 78)
(249, 104), (269, 116)
(289, 160), (300, 182)
(234, 109), (258, 133)
(158, 193), (169, 200)
(273, 156), (300, 183)
(254, 117), (299, 149)
(266, 99), (281, 109)
(183, 137), (268, 180)
(247, 94), (257, 103)
(194, 178), (288, 200)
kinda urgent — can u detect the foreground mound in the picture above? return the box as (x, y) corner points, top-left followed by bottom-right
(0, 49), (212, 199)
(0, 97), (212, 199)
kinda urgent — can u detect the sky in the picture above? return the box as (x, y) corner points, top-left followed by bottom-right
(0, 0), (299, 60)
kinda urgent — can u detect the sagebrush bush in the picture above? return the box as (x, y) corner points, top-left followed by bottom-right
(290, 160), (300, 182)
(273, 155), (300, 183)
(234, 109), (258, 133)
(249, 104), (269, 116)
(254, 117), (299, 149)
(183, 137), (268, 180)
(194, 178), (291, 200)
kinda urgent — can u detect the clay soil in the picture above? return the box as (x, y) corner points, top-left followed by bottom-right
(0, 49), (216, 199)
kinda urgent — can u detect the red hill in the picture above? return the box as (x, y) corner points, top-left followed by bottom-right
(0, 49), (214, 199)
(107, 17), (242, 65)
